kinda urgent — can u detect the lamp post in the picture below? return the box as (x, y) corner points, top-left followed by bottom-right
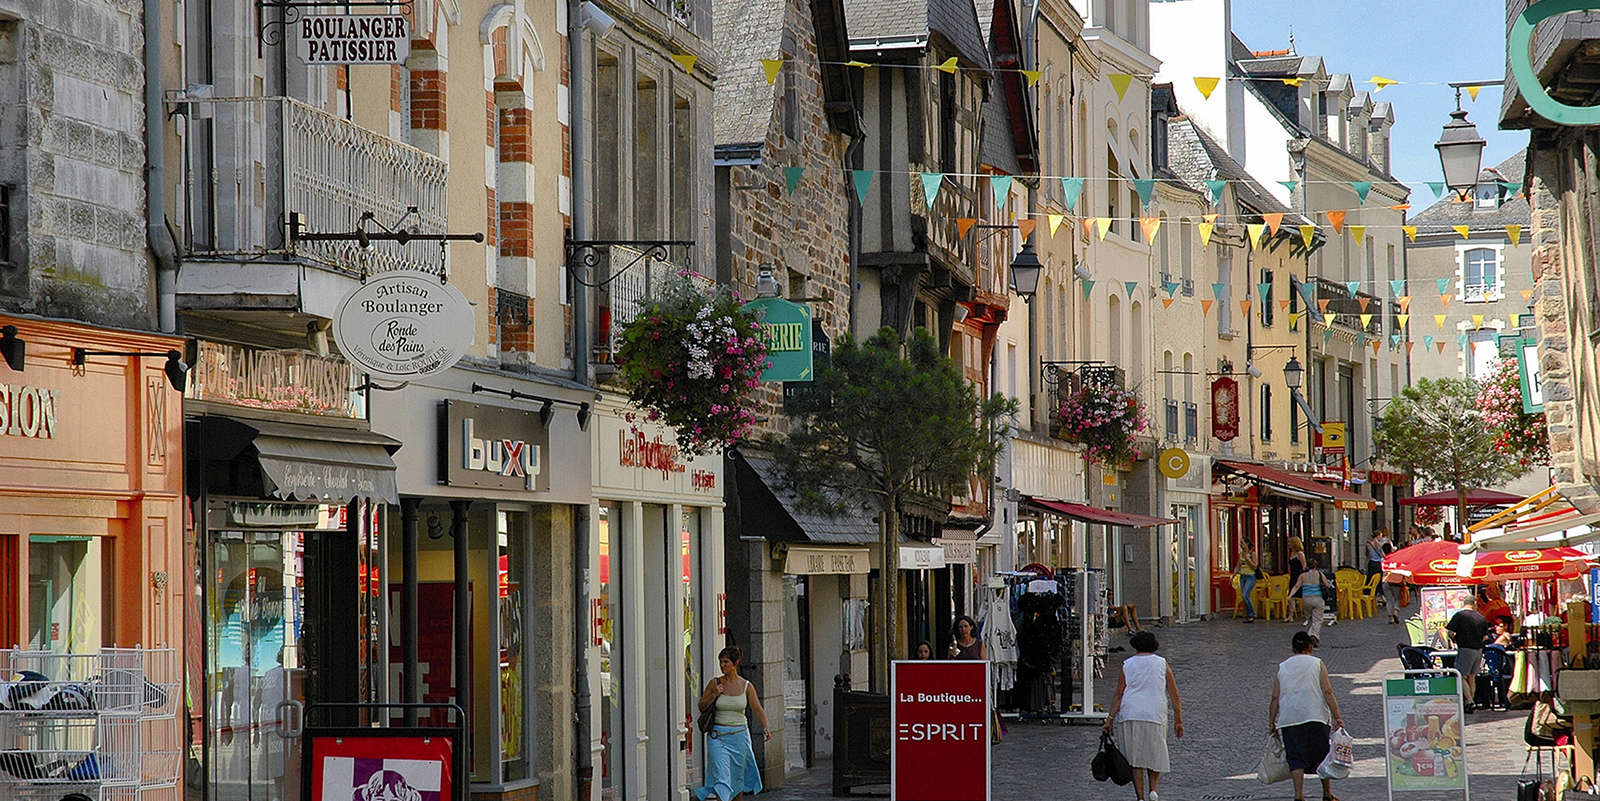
(1283, 355), (1303, 390)
(1008, 242), (1042, 302)
(1435, 105), (1487, 200)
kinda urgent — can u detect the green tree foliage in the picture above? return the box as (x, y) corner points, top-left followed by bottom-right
(766, 327), (1017, 685)
(1375, 377), (1520, 535)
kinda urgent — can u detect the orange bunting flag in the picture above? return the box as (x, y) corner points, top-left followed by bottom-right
(1406, 341), (1416, 355)
(1240, 300), (1253, 315)
(1434, 314), (1447, 330)
(1440, 294), (1451, 308)
(1199, 221), (1215, 246)
(1263, 212), (1284, 235)
(1350, 225), (1365, 244)
(1140, 216), (1162, 244)
(1048, 215), (1066, 236)
(1326, 210), (1347, 233)
(1522, 289), (1534, 302)
(1390, 204), (1411, 212)
(1372, 340), (1382, 355)
(1299, 225), (1315, 249)
(1202, 212), (1219, 223)
(1195, 77), (1220, 99)
(1398, 295), (1412, 312)
(1279, 299), (1293, 311)
(1507, 224), (1522, 246)
(1018, 219), (1037, 240)
(1403, 226), (1418, 242)
(762, 59), (784, 84)
(1162, 298), (1175, 309)
(1247, 223), (1266, 249)
(1200, 300), (1214, 316)
(1317, 299), (1332, 314)
(1357, 297), (1371, 312)
(1096, 217), (1113, 240)
(1436, 341), (1447, 353)
(957, 218), (977, 237)
(1453, 225), (1471, 239)
(1081, 217), (1097, 238)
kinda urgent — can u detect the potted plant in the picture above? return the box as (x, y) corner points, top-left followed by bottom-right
(1055, 383), (1148, 466)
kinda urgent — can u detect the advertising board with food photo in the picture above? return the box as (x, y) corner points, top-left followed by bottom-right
(1383, 673), (1467, 795)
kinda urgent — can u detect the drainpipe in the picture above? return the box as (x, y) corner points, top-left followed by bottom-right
(567, 3), (595, 796)
(145, 0), (178, 333)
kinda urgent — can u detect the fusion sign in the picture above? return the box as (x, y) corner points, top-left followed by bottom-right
(333, 271), (474, 381)
(296, 14), (411, 65)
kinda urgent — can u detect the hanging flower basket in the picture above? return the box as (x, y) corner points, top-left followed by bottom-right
(1478, 358), (1548, 470)
(1056, 383), (1148, 466)
(615, 272), (769, 457)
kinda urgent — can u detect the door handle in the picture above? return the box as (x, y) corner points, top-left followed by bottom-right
(277, 699), (303, 738)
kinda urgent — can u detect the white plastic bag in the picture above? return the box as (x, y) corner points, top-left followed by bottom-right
(1257, 733), (1291, 785)
(1317, 727), (1354, 779)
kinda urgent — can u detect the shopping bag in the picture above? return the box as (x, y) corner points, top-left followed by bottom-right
(1317, 735), (1352, 780)
(1091, 732), (1134, 785)
(1329, 726), (1355, 768)
(1256, 733), (1290, 785)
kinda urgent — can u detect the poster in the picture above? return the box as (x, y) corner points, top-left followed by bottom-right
(308, 731), (454, 801)
(1419, 587), (1474, 649)
(1383, 673), (1467, 793)
(891, 660), (989, 801)
(388, 582), (472, 728)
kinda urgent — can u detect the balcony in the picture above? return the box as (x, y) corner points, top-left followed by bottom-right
(594, 245), (701, 362)
(1312, 277), (1383, 335)
(1042, 361), (1125, 442)
(176, 97), (448, 326)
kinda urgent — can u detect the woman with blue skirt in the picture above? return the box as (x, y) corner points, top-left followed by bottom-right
(695, 645), (769, 800)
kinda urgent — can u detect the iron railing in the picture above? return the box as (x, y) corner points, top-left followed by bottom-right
(1042, 361), (1124, 441)
(598, 245), (701, 355)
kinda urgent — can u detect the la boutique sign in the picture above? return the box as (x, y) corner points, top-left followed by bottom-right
(333, 270), (474, 381)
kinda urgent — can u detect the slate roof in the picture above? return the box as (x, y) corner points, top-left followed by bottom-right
(1411, 150), (1531, 233)
(844, 0), (992, 70)
(974, 0), (1019, 174)
(1166, 117), (1313, 226)
(713, 0), (786, 147)
(736, 452), (880, 544)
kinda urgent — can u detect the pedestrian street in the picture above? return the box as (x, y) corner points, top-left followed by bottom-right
(764, 610), (1529, 800)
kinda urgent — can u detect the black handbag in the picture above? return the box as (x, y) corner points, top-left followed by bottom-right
(1091, 732), (1134, 785)
(1519, 748), (1548, 801)
(697, 702), (717, 734)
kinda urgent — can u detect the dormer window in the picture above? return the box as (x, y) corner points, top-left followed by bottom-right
(1474, 183), (1500, 209)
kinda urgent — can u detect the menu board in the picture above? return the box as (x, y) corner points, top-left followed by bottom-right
(1419, 587), (1475, 649)
(1383, 673), (1468, 795)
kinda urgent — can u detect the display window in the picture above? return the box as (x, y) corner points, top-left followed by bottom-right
(27, 535), (112, 653)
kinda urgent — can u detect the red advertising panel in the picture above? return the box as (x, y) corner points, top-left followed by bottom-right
(891, 660), (989, 801)
(307, 729), (454, 801)
(1211, 377), (1239, 442)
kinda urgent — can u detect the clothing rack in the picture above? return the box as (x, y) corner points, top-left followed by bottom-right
(998, 567), (1107, 724)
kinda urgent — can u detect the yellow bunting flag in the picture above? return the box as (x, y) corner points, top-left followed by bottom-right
(1359, 313), (1373, 328)
(1247, 223), (1266, 249)
(957, 218), (977, 237)
(1453, 225), (1470, 239)
(1140, 216), (1162, 244)
(1200, 300), (1214, 316)
(1021, 70), (1042, 87)
(1522, 289), (1534, 302)
(671, 54), (698, 73)
(1397, 314), (1410, 329)
(847, 60), (871, 68)
(1263, 212), (1284, 235)
(1466, 84), (1483, 101)
(1162, 298), (1175, 309)
(1289, 311), (1302, 327)
(1350, 225), (1365, 244)
(1390, 204), (1411, 212)
(1507, 224), (1522, 246)
(1510, 313), (1521, 328)
(1109, 73), (1134, 101)
(1202, 212), (1219, 223)
(762, 59), (783, 84)
(1398, 296), (1412, 312)
(1370, 75), (1398, 91)
(1048, 215), (1066, 236)
(1403, 225), (1417, 242)
(1018, 219), (1037, 240)
(1326, 210), (1346, 234)
(1472, 314), (1484, 329)
(936, 57), (959, 74)
(1195, 77), (1220, 99)
(1096, 217), (1113, 240)
(1434, 315), (1447, 331)
(1240, 299), (1252, 315)
(1440, 294), (1451, 308)
(1282, 77), (1305, 87)
(1199, 221), (1215, 246)
(1299, 224), (1315, 249)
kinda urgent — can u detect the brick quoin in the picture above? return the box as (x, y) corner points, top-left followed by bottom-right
(410, 70), (446, 130)
(487, 91), (496, 148)
(390, 66), (403, 112)
(486, 188), (498, 249)
(500, 108), (534, 163)
(500, 202), (534, 257)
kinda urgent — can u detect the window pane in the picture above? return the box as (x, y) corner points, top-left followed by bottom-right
(499, 510), (529, 781)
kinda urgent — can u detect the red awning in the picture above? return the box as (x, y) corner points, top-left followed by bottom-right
(1216, 460), (1380, 511)
(1398, 488), (1525, 507)
(1029, 499), (1179, 528)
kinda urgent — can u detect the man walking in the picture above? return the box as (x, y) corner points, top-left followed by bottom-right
(1445, 596), (1489, 712)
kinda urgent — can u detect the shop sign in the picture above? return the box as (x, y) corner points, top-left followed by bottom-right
(744, 297), (813, 382)
(1317, 421), (1347, 458)
(783, 321), (831, 408)
(691, 469), (717, 492)
(783, 546), (869, 575)
(0, 384), (59, 439)
(295, 14), (411, 65)
(438, 400), (549, 492)
(939, 539), (976, 565)
(1382, 671), (1467, 794)
(333, 271), (474, 381)
(898, 545), (946, 570)
(619, 429), (686, 478)
(228, 502), (321, 528)
(1513, 336), (1544, 413)
(891, 660), (989, 800)
(190, 340), (361, 418)
(1211, 377), (1239, 441)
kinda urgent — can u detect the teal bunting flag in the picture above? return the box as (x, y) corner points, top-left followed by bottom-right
(1164, 281), (1180, 297)
(1324, 329), (1334, 344)
(1207, 179), (1227, 205)
(784, 166), (804, 196)
(1357, 333), (1368, 348)
(1133, 179), (1155, 210)
(1390, 334), (1402, 348)
(852, 170), (874, 202)
(1258, 282), (1273, 300)
(1279, 180), (1300, 195)
(1435, 277), (1452, 294)
(1081, 279), (1096, 299)
(1346, 281), (1360, 296)
(1211, 282), (1227, 299)
(1389, 279), (1406, 296)
(921, 172), (944, 208)
(1499, 180), (1520, 196)
(1351, 181), (1373, 203)
(1424, 335), (1435, 350)
(991, 175), (1013, 211)
(1426, 181), (1445, 199)
(1124, 281), (1139, 297)
(1457, 333), (1469, 346)
(1062, 177), (1085, 210)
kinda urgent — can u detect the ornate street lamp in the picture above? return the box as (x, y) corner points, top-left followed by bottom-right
(1009, 242), (1042, 302)
(1283, 355), (1304, 390)
(1435, 106), (1486, 199)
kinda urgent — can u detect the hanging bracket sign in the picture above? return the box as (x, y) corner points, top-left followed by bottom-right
(295, 14), (411, 65)
(744, 297), (814, 382)
(333, 270), (475, 381)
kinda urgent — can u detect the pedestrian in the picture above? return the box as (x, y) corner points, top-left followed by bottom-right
(1287, 537), (1307, 616)
(1109, 603), (1145, 633)
(1444, 596), (1489, 713)
(1287, 558), (1332, 639)
(1269, 631), (1344, 801)
(1384, 570), (1407, 624)
(1234, 542), (1261, 623)
(695, 645), (769, 801)
(947, 615), (987, 659)
(912, 640), (933, 660)
(1101, 631), (1183, 801)
(1365, 529), (1389, 578)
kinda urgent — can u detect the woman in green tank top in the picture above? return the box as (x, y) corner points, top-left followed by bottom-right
(694, 645), (769, 800)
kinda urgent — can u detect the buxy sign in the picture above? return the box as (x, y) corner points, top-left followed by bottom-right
(438, 400), (550, 492)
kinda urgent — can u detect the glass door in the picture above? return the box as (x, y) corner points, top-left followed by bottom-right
(597, 504), (625, 801)
(207, 529), (302, 801)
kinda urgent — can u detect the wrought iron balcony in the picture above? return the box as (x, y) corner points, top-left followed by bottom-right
(1042, 361), (1125, 441)
(594, 244), (700, 360)
(1312, 277), (1384, 335)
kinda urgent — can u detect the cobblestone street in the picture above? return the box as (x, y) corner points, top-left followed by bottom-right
(764, 609), (1529, 800)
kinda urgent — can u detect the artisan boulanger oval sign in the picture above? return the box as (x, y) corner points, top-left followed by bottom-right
(333, 270), (474, 381)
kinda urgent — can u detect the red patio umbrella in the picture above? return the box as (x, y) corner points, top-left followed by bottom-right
(1398, 488), (1525, 507)
(1382, 540), (1593, 584)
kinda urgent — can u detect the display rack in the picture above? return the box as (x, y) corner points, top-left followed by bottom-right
(1059, 568), (1108, 723)
(0, 648), (181, 801)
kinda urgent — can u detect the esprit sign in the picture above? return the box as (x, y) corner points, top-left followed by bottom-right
(0, 384), (59, 439)
(438, 400), (550, 492)
(295, 14), (411, 65)
(333, 271), (474, 381)
(891, 660), (989, 800)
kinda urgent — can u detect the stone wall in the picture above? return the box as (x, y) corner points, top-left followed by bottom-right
(0, 0), (152, 328)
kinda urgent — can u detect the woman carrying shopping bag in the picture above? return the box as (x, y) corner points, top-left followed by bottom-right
(1269, 632), (1345, 801)
(695, 646), (770, 801)
(1102, 631), (1184, 801)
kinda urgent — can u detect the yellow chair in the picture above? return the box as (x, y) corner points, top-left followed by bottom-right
(1250, 574), (1274, 620)
(1231, 573), (1246, 618)
(1335, 571), (1365, 619)
(1358, 574), (1382, 618)
(1264, 575), (1291, 620)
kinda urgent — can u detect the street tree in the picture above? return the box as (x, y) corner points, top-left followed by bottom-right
(765, 327), (1016, 687)
(1374, 377), (1520, 540)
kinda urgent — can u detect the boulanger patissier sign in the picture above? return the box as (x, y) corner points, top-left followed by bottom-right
(333, 271), (474, 381)
(295, 14), (410, 65)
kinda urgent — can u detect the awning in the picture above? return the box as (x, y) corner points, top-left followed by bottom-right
(1029, 499), (1178, 528)
(1216, 460), (1378, 511)
(899, 545), (946, 570)
(782, 545), (871, 575)
(1399, 488), (1525, 507)
(1292, 392), (1324, 434)
(733, 450), (878, 544)
(199, 415), (401, 505)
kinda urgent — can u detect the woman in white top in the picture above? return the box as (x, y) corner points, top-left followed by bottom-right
(1101, 631), (1184, 801)
(1269, 632), (1345, 801)
(694, 645), (770, 801)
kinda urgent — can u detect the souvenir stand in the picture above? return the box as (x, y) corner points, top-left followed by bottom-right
(996, 565), (1107, 724)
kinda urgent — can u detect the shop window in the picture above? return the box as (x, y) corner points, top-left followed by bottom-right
(1261, 384), (1273, 442)
(27, 536), (110, 652)
(498, 510), (530, 782)
(635, 77), (661, 240)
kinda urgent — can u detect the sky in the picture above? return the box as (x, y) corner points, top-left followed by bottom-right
(1231, 0), (1527, 205)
